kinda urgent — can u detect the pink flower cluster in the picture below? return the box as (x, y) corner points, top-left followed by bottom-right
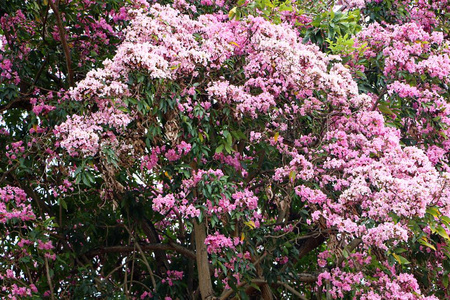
(204, 232), (240, 254)
(162, 270), (184, 286)
(356, 21), (450, 157)
(0, 186), (35, 223)
(318, 268), (439, 300)
(57, 4), (450, 298)
(362, 222), (409, 251)
(152, 193), (176, 215)
(54, 107), (131, 157)
(165, 141), (192, 162)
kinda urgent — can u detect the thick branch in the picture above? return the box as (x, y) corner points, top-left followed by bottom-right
(168, 240), (198, 261)
(0, 96), (32, 113)
(18, 179), (52, 217)
(140, 218), (169, 275)
(124, 225), (157, 289)
(371, 87), (388, 111)
(297, 234), (326, 260)
(255, 253), (273, 300)
(277, 281), (307, 300)
(296, 272), (318, 283)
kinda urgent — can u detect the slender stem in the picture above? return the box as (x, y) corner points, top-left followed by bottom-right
(44, 257), (55, 300)
(278, 281), (307, 300)
(48, 0), (75, 87)
(124, 225), (157, 289)
(84, 243), (196, 260)
(220, 279), (308, 300)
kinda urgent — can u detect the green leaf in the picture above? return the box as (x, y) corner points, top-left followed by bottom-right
(225, 143), (233, 154)
(226, 132), (233, 146)
(427, 206), (441, 218)
(392, 253), (410, 265)
(442, 216), (450, 226)
(378, 103), (395, 116)
(436, 225), (450, 240)
(439, 131), (449, 139)
(19, 256), (31, 263)
(215, 144), (224, 154)
(342, 248), (349, 259)
(419, 238), (436, 251)
(85, 172), (96, 184)
(60, 199), (68, 210)
(443, 274), (449, 288)
(82, 173), (92, 187)
(394, 247), (408, 254)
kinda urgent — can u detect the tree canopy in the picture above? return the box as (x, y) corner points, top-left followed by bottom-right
(1, 0), (450, 299)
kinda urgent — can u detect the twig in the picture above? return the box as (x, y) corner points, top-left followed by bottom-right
(48, 0), (75, 87)
(0, 162), (20, 184)
(335, 238), (362, 267)
(84, 243), (196, 260)
(278, 281), (307, 300)
(124, 225), (157, 289)
(220, 278), (309, 300)
(44, 257), (55, 300)
(128, 280), (153, 292)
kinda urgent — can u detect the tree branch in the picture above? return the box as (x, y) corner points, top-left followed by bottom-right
(85, 243), (196, 260)
(296, 272), (319, 283)
(140, 218), (168, 275)
(124, 225), (157, 290)
(278, 281), (307, 300)
(220, 278), (311, 300)
(335, 238), (362, 267)
(297, 234), (326, 260)
(0, 96), (32, 113)
(44, 257), (56, 300)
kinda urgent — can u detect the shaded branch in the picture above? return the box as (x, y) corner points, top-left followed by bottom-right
(298, 234), (326, 260)
(48, 0), (74, 87)
(140, 218), (168, 275)
(0, 96), (32, 113)
(124, 225), (157, 289)
(220, 278), (312, 300)
(84, 243), (196, 260)
(335, 238), (362, 267)
(44, 257), (56, 300)
(296, 272), (319, 283)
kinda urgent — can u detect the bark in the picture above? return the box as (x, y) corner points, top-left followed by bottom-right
(0, 96), (32, 113)
(297, 234), (326, 260)
(140, 218), (169, 275)
(255, 255), (273, 300)
(194, 220), (214, 300)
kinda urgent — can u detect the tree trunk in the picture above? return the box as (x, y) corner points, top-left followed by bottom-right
(194, 220), (214, 300)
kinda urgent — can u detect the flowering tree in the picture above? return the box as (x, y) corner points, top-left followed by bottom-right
(1, 0), (450, 299)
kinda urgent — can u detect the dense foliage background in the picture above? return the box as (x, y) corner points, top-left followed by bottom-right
(1, 0), (450, 299)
